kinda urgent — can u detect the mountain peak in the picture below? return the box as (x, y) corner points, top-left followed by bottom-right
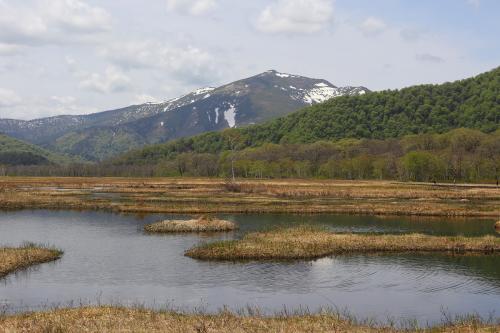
(260, 69), (299, 79)
(0, 70), (370, 161)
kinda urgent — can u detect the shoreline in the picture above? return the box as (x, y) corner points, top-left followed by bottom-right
(0, 244), (63, 278)
(0, 306), (498, 332)
(186, 227), (500, 261)
(0, 177), (499, 218)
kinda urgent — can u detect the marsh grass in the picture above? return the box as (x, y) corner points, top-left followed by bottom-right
(0, 306), (498, 333)
(1, 177), (499, 217)
(185, 226), (500, 260)
(0, 242), (63, 278)
(144, 215), (237, 233)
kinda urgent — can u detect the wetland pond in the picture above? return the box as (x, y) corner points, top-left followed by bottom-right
(0, 210), (499, 324)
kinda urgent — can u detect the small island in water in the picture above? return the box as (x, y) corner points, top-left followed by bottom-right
(145, 215), (237, 233)
(0, 243), (62, 278)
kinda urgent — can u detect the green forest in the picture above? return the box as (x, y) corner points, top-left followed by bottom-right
(112, 66), (499, 167)
(7, 129), (500, 183)
(0, 134), (74, 171)
(113, 128), (500, 182)
(2, 67), (499, 182)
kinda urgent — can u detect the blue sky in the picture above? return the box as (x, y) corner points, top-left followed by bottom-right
(0, 0), (498, 120)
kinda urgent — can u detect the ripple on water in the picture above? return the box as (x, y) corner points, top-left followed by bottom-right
(0, 210), (499, 325)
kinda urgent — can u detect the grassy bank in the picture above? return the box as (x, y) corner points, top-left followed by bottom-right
(0, 177), (499, 217)
(0, 243), (63, 278)
(186, 227), (500, 261)
(0, 306), (498, 333)
(145, 216), (237, 233)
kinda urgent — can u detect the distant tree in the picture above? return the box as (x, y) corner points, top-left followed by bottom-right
(222, 129), (243, 182)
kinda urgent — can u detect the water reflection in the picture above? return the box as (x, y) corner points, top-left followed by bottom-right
(0, 210), (498, 324)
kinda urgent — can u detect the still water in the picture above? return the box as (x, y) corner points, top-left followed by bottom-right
(0, 210), (499, 324)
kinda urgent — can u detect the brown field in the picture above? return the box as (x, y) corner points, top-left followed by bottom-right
(144, 215), (237, 233)
(186, 226), (500, 260)
(0, 244), (63, 278)
(0, 306), (498, 333)
(0, 177), (499, 217)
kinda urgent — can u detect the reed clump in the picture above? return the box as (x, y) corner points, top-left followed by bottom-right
(144, 215), (237, 233)
(0, 243), (63, 278)
(185, 226), (500, 261)
(0, 306), (498, 332)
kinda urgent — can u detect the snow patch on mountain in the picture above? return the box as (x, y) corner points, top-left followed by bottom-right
(223, 104), (237, 128)
(193, 87), (215, 95)
(275, 72), (290, 78)
(215, 107), (220, 124)
(303, 86), (343, 104)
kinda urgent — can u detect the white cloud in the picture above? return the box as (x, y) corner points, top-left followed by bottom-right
(0, 88), (21, 108)
(466, 0), (480, 7)
(416, 53), (445, 63)
(360, 17), (387, 37)
(3, 95), (97, 119)
(101, 41), (221, 85)
(0, 0), (111, 47)
(132, 94), (161, 105)
(166, 0), (216, 15)
(0, 43), (23, 56)
(42, 0), (112, 33)
(400, 29), (421, 42)
(79, 66), (131, 94)
(47, 95), (97, 117)
(256, 0), (334, 34)
(51, 95), (76, 105)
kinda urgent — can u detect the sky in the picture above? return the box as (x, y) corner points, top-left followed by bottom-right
(0, 0), (498, 120)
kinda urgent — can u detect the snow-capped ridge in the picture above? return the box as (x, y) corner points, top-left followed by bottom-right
(193, 87), (215, 95)
(0, 69), (369, 161)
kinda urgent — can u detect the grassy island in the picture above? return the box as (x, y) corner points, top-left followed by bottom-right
(185, 227), (500, 261)
(145, 216), (237, 233)
(0, 243), (63, 278)
(0, 306), (498, 333)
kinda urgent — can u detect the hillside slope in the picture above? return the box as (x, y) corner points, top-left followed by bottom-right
(0, 134), (74, 166)
(112, 66), (499, 165)
(0, 71), (368, 161)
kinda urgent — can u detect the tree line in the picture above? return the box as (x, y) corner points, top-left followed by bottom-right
(111, 66), (499, 167)
(3, 128), (499, 183)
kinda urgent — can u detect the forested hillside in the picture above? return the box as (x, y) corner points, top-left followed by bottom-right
(3, 67), (499, 183)
(10, 129), (498, 183)
(0, 134), (74, 168)
(112, 66), (499, 166)
(0, 71), (368, 161)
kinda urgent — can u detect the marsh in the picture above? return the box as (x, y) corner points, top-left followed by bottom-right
(0, 210), (499, 325)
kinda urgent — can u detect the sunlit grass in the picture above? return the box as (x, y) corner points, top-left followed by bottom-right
(0, 306), (498, 333)
(0, 177), (499, 217)
(0, 242), (63, 278)
(144, 215), (237, 233)
(186, 226), (500, 261)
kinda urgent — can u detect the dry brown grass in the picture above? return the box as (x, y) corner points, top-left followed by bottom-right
(185, 226), (500, 260)
(1, 177), (499, 217)
(0, 243), (63, 278)
(0, 306), (498, 333)
(144, 215), (237, 233)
